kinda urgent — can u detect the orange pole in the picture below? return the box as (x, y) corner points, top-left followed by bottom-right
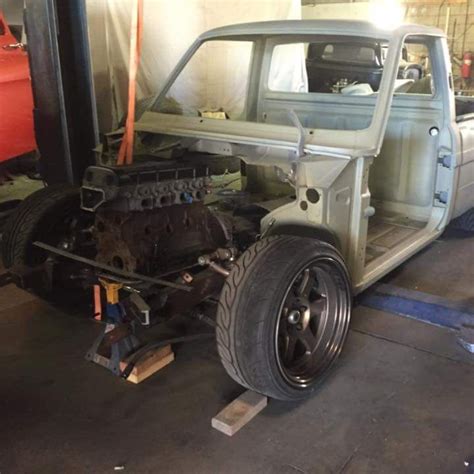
(117, 0), (144, 166)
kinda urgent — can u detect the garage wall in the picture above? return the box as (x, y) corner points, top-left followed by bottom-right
(404, 1), (474, 59)
(0, 0), (23, 24)
(86, 0), (302, 133)
(302, 0), (474, 59)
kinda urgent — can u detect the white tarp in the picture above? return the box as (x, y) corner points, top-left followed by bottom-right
(86, 0), (303, 132)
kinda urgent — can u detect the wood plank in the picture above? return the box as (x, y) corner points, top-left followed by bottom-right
(403, 0), (466, 4)
(212, 390), (268, 436)
(120, 345), (174, 384)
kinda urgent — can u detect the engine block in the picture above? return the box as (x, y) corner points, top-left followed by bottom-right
(94, 202), (229, 274)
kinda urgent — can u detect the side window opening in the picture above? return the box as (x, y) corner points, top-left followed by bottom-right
(268, 38), (434, 96)
(270, 38), (386, 94)
(397, 40), (433, 95)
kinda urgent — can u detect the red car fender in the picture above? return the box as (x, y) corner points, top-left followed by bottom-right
(0, 12), (36, 162)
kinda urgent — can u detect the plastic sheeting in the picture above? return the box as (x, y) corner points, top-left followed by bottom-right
(86, 0), (303, 132)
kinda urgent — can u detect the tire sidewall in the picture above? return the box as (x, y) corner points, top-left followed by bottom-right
(3, 185), (80, 268)
(220, 236), (352, 401)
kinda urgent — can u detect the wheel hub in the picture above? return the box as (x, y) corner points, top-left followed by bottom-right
(287, 309), (301, 325)
(276, 260), (347, 388)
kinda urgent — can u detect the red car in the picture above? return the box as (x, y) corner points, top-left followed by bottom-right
(0, 12), (36, 162)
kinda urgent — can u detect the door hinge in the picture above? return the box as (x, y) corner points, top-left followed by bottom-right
(437, 153), (452, 168)
(434, 191), (448, 204)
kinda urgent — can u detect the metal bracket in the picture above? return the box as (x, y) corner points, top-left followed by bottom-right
(437, 152), (452, 168)
(434, 191), (449, 204)
(85, 322), (141, 376)
(288, 110), (306, 159)
(33, 241), (191, 292)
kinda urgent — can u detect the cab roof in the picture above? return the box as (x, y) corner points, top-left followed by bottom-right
(199, 19), (445, 42)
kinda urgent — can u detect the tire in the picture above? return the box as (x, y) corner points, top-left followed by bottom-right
(1, 184), (93, 307)
(451, 208), (474, 232)
(216, 235), (352, 401)
(2, 184), (80, 268)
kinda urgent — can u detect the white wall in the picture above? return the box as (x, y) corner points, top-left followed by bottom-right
(0, 0), (23, 24)
(302, 2), (370, 20)
(86, 0), (302, 132)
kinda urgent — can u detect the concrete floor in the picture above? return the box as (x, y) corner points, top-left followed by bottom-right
(0, 229), (473, 473)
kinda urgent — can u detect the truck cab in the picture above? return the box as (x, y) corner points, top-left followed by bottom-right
(135, 20), (474, 291)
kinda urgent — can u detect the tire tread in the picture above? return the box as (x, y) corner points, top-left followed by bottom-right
(2, 184), (79, 268)
(216, 235), (351, 400)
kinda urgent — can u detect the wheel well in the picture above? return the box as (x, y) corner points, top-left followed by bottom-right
(267, 224), (340, 250)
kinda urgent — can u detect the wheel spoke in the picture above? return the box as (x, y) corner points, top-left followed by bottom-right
(297, 326), (317, 352)
(291, 351), (312, 371)
(296, 268), (312, 297)
(312, 268), (327, 297)
(274, 254), (350, 389)
(283, 335), (297, 364)
(310, 297), (326, 316)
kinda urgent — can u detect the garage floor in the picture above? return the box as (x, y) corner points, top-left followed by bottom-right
(0, 229), (473, 474)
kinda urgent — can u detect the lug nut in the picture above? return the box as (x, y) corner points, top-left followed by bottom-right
(288, 310), (301, 324)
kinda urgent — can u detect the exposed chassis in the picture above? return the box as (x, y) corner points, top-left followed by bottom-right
(3, 19), (474, 401)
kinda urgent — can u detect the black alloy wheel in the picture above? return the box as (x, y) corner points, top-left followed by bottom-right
(216, 235), (352, 401)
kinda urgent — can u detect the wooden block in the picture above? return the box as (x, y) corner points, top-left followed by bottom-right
(405, 0), (466, 4)
(120, 345), (174, 384)
(212, 390), (268, 436)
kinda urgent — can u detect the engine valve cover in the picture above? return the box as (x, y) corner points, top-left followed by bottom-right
(81, 162), (211, 212)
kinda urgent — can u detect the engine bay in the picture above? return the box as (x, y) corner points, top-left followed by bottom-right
(72, 155), (266, 325)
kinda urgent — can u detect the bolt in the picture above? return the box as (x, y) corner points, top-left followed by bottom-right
(287, 310), (301, 325)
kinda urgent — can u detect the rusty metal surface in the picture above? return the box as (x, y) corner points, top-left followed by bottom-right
(153, 270), (225, 319)
(95, 202), (229, 275)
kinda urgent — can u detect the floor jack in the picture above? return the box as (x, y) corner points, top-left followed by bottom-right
(85, 279), (175, 383)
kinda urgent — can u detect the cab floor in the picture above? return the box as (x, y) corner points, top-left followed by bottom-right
(365, 214), (426, 264)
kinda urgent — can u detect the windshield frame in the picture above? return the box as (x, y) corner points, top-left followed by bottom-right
(145, 24), (446, 159)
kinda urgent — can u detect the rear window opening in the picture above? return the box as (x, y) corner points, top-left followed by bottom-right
(268, 37), (433, 96)
(309, 42), (381, 67)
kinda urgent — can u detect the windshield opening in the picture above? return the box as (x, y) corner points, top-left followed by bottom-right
(154, 40), (256, 121)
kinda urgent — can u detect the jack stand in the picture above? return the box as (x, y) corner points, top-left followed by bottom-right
(85, 278), (175, 383)
(85, 319), (142, 376)
(85, 279), (141, 376)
